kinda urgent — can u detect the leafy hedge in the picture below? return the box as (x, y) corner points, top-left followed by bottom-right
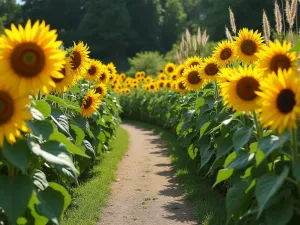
(120, 86), (300, 225)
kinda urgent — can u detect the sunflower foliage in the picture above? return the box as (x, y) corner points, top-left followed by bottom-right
(120, 27), (300, 224)
(0, 20), (122, 225)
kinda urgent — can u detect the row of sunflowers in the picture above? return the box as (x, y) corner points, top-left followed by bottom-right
(120, 27), (300, 224)
(0, 20), (128, 225)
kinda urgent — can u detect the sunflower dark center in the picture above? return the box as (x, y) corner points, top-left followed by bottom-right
(161, 77), (166, 80)
(276, 89), (295, 114)
(167, 83), (171, 88)
(179, 82), (185, 90)
(95, 87), (103, 94)
(241, 40), (257, 56)
(100, 73), (107, 81)
(172, 75), (177, 80)
(187, 71), (201, 84)
(88, 66), (97, 75)
(71, 51), (81, 70)
(180, 68), (185, 75)
(159, 82), (164, 88)
(160, 70), (163, 73)
(167, 67), (174, 73)
(270, 54), (291, 73)
(83, 96), (93, 109)
(150, 85), (155, 89)
(204, 63), (219, 76)
(51, 68), (66, 83)
(191, 61), (200, 67)
(11, 42), (45, 78)
(220, 48), (232, 60)
(236, 77), (259, 101)
(0, 91), (14, 125)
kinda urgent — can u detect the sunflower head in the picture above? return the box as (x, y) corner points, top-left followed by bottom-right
(132, 84), (138, 89)
(99, 65), (111, 84)
(146, 76), (153, 83)
(140, 71), (146, 77)
(213, 40), (236, 66)
(256, 68), (300, 134)
(0, 19), (65, 95)
(86, 59), (102, 81)
(200, 57), (220, 82)
(149, 82), (158, 91)
(220, 65), (264, 113)
(256, 40), (298, 76)
(165, 63), (176, 75)
(183, 66), (204, 90)
(120, 73), (126, 80)
(51, 57), (74, 93)
(95, 83), (108, 99)
(135, 72), (141, 79)
(80, 89), (101, 118)
(171, 74), (178, 81)
(184, 56), (203, 68)
(176, 78), (187, 94)
(70, 41), (90, 81)
(0, 84), (32, 147)
(107, 62), (117, 77)
(158, 73), (167, 81)
(176, 64), (186, 78)
(234, 28), (264, 63)
(157, 80), (165, 89)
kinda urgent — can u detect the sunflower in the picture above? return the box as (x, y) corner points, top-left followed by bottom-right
(135, 72), (141, 79)
(158, 73), (167, 81)
(200, 57), (220, 81)
(184, 56), (202, 68)
(51, 58), (73, 93)
(256, 40), (298, 76)
(165, 81), (172, 89)
(149, 82), (157, 91)
(171, 74), (178, 81)
(256, 69), (300, 134)
(146, 76), (153, 83)
(234, 28), (264, 63)
(132, 84), (138, 89)
(171, 81), (177, 90)
(80, 89), (101, 118)
(213, 40), (236, 66)
(86, 59), (102, 81)
(176, 78), (187, 94)
(0, 84), (32, 147)
(165, 63), (176, 75)
(120, 73), (126, 80)
(183, 66), (204, 90)
(220, 66), (264, 113)
(176, 64), (186, 78)
(0, 20), (65, 95)
(157, 80), (165, 89)
(218, 67), (234, 84)
(125, 88), (130, 94)
(107, 62), (117, 77)
(109, 72), (117, 84)
(140, 71), (146, 77)
(99, 65), (111, 84)
(70, 41), (90, 81)
(95, 83), (107, 99)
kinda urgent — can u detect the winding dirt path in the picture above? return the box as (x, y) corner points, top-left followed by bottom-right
(97, 123), (197, 225)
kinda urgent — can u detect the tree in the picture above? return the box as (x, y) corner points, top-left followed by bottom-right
(0, 0), (21, 31)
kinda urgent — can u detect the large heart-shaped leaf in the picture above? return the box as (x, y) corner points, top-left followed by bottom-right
(0, 175), (34, 224)
(32, 100), (51, 118)
(232, 127), (253, 152)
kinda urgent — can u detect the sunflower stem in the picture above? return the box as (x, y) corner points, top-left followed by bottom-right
(7, 163), (15, 177)
(252, 111), (263, 140)
(292, 128), (298, 166)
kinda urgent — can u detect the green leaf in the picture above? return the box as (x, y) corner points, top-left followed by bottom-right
(27, 192), (48, 225)
(2, 140), (30, 173)
(51, 108), (70, 135)
(232, 127), (253, 152)
(32, 100), (51, 118)
(200, 121), (211, 139)
(46, 95), (80, 112)
(188, 144), (198, 160)
(82, 140), (95, 158)
(257, 132), (290, 166)
(227, 151), (254, 170)
(226, 181), (252, 218)
(28, 140), (78, 180)
(213, 169), (234, 187)
(36, 183), (71, 225)
(49, 128), (89, 158)
(289, 40), (300, 52)
(265, 198), (293, 225)
(195, 97), (205, 112)
(0, 175), (34, 224)
(292, 160), (300, 181)
(30, 107), (45, 121)
(32, 170), (48, 191)
(216, 137), (233, 159)
(71, 125), (85, 146)
(27, 120), (54, 140)
(224, 151), (237, 167)
(255, 167), (289, 218)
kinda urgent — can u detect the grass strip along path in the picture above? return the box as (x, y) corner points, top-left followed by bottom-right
(62, 127), (129, 225)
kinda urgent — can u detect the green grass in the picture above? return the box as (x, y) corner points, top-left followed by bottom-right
(62, 127), (129, 225)
(126, 120), (226, 225)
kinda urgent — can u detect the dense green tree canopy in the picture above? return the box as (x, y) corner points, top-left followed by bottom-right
(0, 0), (286, 70)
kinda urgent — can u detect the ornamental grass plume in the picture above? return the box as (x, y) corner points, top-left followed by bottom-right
(225, 25), (234, 42)
(274, 1), (283, 34)
(262, 10), (271, 44)
(229, 7), (237, 34)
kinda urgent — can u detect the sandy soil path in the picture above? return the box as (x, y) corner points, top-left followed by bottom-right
(97, 123), (197, 225)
